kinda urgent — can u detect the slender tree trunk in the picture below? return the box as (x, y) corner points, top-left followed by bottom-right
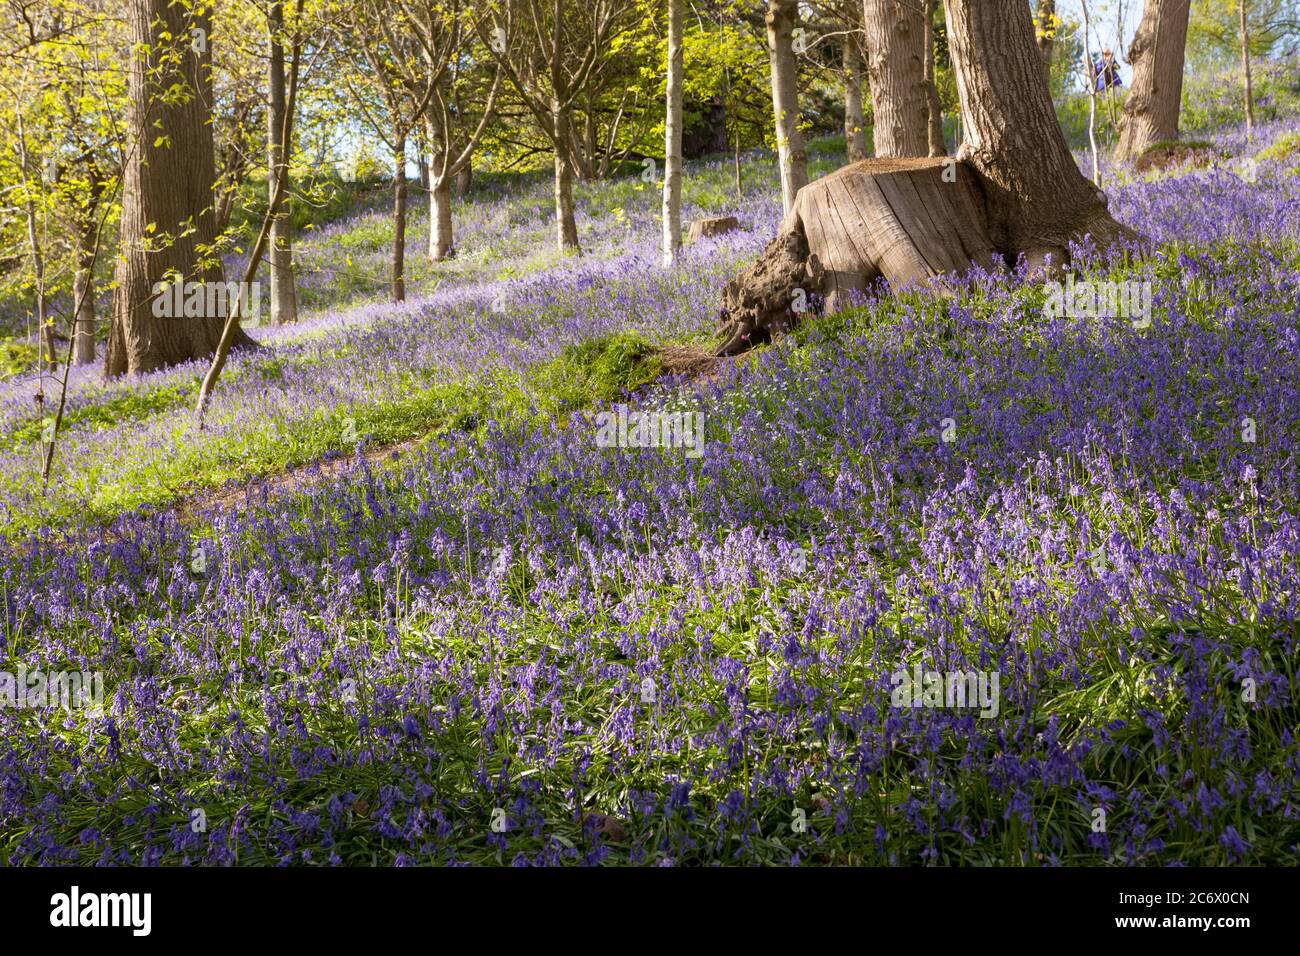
(455, 161), (472, 198)
(267, 0), (297, 325)
(1080, 0), (1102, 184)
(923, 0), (946, 156)
(552, 100), (580, 253)
(392, 135), (407, 301)
(734, 129), (742, 197)
(766, 0), (808, 213)
(943, 0), (1138, 264)
(15, 117), (53, 372)
(1240, 1), (1255, 143)
(72, 216), (97, 365)
(844, 41), (869, 162)
(417, 154), (430, 191)
(863, 0), (931, 157)
(1034, 0), (1057, 84)
(663, 0), (684, 266)
(430, 173), (453, 261)
(106, 0), (253, 378)
(214, 94), (253, 236)
(1115, 0), (1191, 162)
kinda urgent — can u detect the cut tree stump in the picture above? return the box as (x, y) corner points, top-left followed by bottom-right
(687, 216), (740, 242)
(718, 157), (1000, 355)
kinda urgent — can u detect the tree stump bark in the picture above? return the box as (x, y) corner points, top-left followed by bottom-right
(688, 216), (740, 243)
(717, 158), (997, 354)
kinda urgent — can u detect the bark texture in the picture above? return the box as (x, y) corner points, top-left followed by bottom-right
(942, 0), (1139, 265)
(862, 0), (930, 157)
(718, 0), (1144, 356)
(72, 215), (96, 365)
(553, 101), (580, 252)
(392, 135), (407, 301)
(844, 41), (869, 163)
(923, 0), (946, 156)
(106, 0), (253, 378)
(267, 0), (298, 324)
(1115, 0), (1191, 162)
(766, 0), (808, 213)
(717, 158), (996, 353)
(663, 0), (684, 266)
(688, 216), (740, 242)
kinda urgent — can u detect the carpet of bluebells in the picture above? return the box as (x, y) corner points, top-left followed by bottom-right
(2, 116), (1300, 864)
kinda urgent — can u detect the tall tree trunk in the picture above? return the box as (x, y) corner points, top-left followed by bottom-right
(430, 171), (453, 261)
(106, 0), (253, 379)
(1080, 0), (1102, 184)
(455, 161), (472, 198)
(862, 0), (931, 157)
(214, 94), (254, 236)
(72, 215), (97, 365)
(766, 0), (808, 213)
(267, 0), (298, 325)
(844, 41), (869, 163)
(720, 0), (1143, 356)
(1115, 0), (1191, 162)
(552, 100), (581, 253)
(1034, 0), (1057, 84)
(923, 0), (946, 156)
(943, 0), (1136, 265)
(1240, 1), (1255, 143)
(663, 0), (684, 266)
(392, 135), (407, 301)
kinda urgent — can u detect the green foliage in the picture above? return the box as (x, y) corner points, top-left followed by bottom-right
(0, 337), (36, 381)
(1187, 0), (1299, 68)
(1258, 129), (1300, 161)
(529, 332), (663, 416)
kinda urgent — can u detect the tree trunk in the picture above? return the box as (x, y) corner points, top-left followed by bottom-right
(734, 129), (742, 197)
(455, 161), (472, 198)
(430, 174), (453, 261)
(1034, 0), (1057, 84)
(106, 0), (253, 379)
(552, 100), (581, 253)
(844, 41), (869, 163)
(766, 0), (809, 214)
(943, 0), (1137, 264)
(923, 0), (946, 156)
(392, 136), (407, 301)
(1080, 0), (1102, 185)
(214, 94), (254, 236)
(267, 0), (298, 325)
(72, 215), (96, 365)
(1115, 0), (1191, 162)
(1240, 1), (1254, 143)
(718, 157), (997, 354)
(663, 0), (684, 266)
(718, 0), (1143, 354)
(862, 0), (931, 157)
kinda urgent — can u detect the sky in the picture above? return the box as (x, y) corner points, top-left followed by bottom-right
(1055, 0), (1144, 60)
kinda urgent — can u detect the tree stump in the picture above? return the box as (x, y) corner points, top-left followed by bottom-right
(687, 216), (740, 243)
(717, 158), (998, 355)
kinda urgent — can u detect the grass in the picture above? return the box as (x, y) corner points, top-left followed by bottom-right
(0, 330), (669, 535)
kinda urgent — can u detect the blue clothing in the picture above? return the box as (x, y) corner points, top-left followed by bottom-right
(1094, 58), (1122, 92)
